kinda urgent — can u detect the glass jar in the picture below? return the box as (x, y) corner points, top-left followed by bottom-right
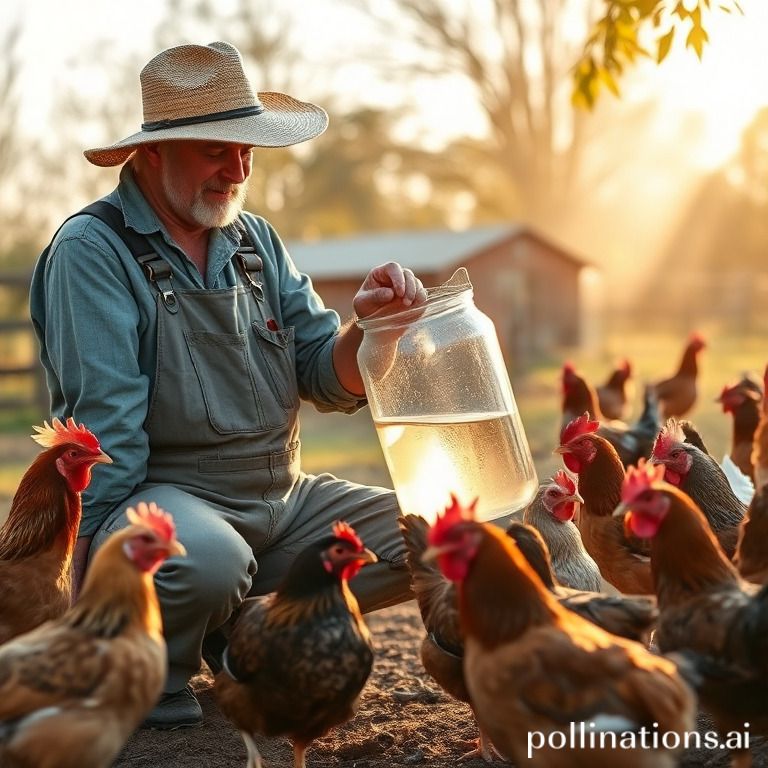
(356, 268), (537, 524)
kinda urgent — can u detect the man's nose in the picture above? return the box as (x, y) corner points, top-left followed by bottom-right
(221, 148), (250, 183)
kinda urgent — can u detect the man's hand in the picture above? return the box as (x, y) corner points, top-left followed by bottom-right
(353, 262), (427, 319)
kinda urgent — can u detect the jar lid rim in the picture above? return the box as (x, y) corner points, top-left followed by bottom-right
(356, 267), (473, 330)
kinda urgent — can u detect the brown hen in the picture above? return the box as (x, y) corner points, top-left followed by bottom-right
(424, 498), (695, 767)
(0, 417), (111, 644)
(399, 512), (500, 762)
(215, 521), (376, 768)
(0, 502), (184, 768)
(561, 363), (660, 468)
(596, 358), (633, 421)
(734, 483), (768, 585)
(651, 332), (705, 419)
(615, 462), (768, 767)
(555, 414), (653, 594)
(751, 363), (768, 491)
(717, 373), (763, 481)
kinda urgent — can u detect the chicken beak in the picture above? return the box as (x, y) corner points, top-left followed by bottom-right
(357, 547), (378, 565)
(570, 490), (585, 505)
(612, 502), (629, 518)
(552, 445), (569, 455)
(169, 540), (187, 557)
(94, 450), (113, 464)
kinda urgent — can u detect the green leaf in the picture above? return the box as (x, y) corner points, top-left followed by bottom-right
(657, 27), (675, 62)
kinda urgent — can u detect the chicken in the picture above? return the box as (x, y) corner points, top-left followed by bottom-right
(734, 483), (768, 585)
(0, 417), (111, 644)
(751, 363), (768, 490)
(561, 363), (660, 468)
(521, 470), (602, 591)
(0, 501), (185, 768)
(398, 512), (499, 763)
(423, 497), (696, 767)
(717, 373), (763, 481)
(596, 358), (633, 421)
(614, 461), (768, 767)
(651, 332), (706, 419)
(650, 418), (746, 559)
(555, 414), (653, 594)
(505, 521), (658, 644)
(215, 521), (376, 768)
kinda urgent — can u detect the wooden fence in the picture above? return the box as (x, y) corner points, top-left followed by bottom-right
(0, 272), (46, 413)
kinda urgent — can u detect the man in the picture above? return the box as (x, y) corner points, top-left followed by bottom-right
(30, 41), (426, 729)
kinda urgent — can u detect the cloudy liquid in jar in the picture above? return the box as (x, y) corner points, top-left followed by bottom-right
(375, 411), (537, 525)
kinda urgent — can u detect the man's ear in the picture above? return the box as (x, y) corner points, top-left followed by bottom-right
(138, 143), (162, 168)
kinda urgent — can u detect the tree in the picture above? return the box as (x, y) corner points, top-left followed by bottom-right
(342, 0), (660, 235)
(573, 0), (744, 108)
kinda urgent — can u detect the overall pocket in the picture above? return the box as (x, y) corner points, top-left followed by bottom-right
(184, 329), (275, 433)
(252, 322), (299, 411)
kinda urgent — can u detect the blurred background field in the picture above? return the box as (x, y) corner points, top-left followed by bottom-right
(1, 328), (762, 523)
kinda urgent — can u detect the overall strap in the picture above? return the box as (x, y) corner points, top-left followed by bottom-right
(235, 225), (264, 302)
(78, 201), (179, 313)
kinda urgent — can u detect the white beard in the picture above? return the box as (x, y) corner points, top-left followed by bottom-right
(162, 167), (248, 228)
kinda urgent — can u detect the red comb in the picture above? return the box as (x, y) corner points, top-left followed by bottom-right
(560, 412), (599, 445)
(428, 494), (477, 545)
(126, 501), (177, 544)
(31, 417), (101, 452)
(651, 418), (685, 460)
(622, 459), (665, 503)
(551, 469), (576, 495)
(332, 520), (364, 550)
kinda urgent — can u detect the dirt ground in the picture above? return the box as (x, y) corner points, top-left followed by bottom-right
(114, 601), (768, 768)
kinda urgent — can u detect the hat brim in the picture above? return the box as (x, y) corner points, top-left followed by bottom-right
(84, 92), (328, 167)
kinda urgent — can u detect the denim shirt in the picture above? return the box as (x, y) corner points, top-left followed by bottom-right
(29, 164), (366, 536)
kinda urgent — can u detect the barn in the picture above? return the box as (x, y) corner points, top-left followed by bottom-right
(287, 223), (596, 371)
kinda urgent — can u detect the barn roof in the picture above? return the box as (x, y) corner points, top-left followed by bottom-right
(286, 224), (588, 279)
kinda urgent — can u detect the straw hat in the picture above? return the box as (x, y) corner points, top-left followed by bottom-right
(84, 41), (328, 167)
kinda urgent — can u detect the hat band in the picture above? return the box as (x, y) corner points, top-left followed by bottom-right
(141, 104), (265, 132)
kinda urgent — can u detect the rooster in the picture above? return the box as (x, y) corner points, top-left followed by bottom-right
(521, 470), (602, 591)
(717, 373), (763, 481)
(650, 332), (706, 419)
(555, 413), (653, 594)
(423, 497), (696, 767)
(215, 521), (376, 768)
(0, 501), (185, 768)
(751, 363), (768, 490)
(650, 418), (746, 559)
(0, 417), (111, 644)
(734, 483), (768, 585)
(561, 363), (660, 468)
(596, 358), (633, 421)
(614, 461), (768, 767)
(505, 521), (658, 644)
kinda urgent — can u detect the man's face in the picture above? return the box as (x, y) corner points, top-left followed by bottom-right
(158, 140), (253, 228)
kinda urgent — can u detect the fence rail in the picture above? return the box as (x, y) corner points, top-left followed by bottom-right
(0, 273), (46, 414)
